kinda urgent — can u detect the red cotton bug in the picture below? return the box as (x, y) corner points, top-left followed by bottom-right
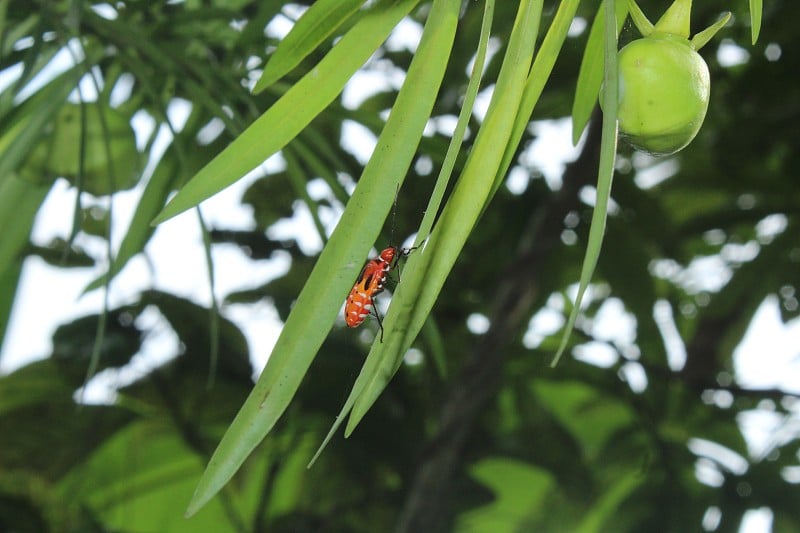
(345, 185), (419, 341)
(344, 245), (414, 342)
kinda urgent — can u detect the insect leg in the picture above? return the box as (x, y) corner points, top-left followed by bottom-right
(371, 301), (385, 343)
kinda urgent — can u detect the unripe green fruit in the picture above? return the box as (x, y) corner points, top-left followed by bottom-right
(616, 33), (710, 155)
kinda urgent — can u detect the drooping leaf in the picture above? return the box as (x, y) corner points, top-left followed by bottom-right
(185, 0), (458, 516)
(571, 0), (629, 145)
(253, 0), (366, 92)
(552, 0), (619, 367)
(749, 0), (762, 44)
(153, 0), (422, 224)
(342, 0), (544, 438)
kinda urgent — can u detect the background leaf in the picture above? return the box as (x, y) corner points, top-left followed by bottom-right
(1, 1), (796, 532)
(153, 0), (421, 223)
(253, 0), (366, 92)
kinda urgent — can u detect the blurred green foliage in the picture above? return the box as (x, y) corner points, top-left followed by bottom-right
(0, 0), (798, 531)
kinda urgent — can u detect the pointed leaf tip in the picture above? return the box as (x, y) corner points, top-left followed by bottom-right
(627, 0), (654, 36)
(654, 0), (691, 38)
(691, 12), (731, 51)
(749, 0), (762, 44)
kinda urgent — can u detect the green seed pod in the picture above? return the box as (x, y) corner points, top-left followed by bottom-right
(609, 0), (731, 155)
(616, 33), (709, 155)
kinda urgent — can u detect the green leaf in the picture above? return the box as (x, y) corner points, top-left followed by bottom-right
(552, 0), (619, 367)
(0, 400), (134, 480)
(413, 0), (494, 246)
(573, 471), (642, 533)
(343, 0), (543, 437)
(749, 0), (762, 44)
(0, 262), (20, 351)
(185, 0), (455, 516)
(0, 174), (51, 280)
(58, 421), (242, 533)
(456, 457), (555, 531)
(253, 0), (366, 93)
(571, 0), (629, 145)
(153, 0), (421, 225)
(495, 0), (583, 193)
(0, 66), (81, 185)
(22, 103), (141, 196)
(533, 380), (634, 460)
(0, 360), (73, 414)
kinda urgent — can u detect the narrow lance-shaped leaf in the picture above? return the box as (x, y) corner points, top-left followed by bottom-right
(0, 264), (21, 350)
(416, 0), (495, 246)
(749, 0), (762, 44)
(571, 0), (629, 145)
(494, 0), (583, 195)
(310, 0), (502, 465)
(253, 0), (366, 93)
(309, 0), (542, 445)
(412, 0), (496, 381)
(153, 0), (421, 225)
(185, 0), (455, 516)
(552, 0), (620, 367)
(0, 65), (82, 185)
(0, 175), (52, 284)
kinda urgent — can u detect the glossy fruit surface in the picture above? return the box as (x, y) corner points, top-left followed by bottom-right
(616, 33), (710, 155)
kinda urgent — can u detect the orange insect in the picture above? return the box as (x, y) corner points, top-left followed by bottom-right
(345, 245), (414, 341)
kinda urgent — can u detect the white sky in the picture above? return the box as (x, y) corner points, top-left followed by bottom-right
(0, 8), (795, 533)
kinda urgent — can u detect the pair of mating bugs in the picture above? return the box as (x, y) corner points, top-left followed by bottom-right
(344, 244), (416, 341)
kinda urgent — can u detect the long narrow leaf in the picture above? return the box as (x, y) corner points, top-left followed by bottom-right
(494, 0), (583, 194)
(551, 0), (619, 367)
(0, 66), (81, 185)
(283, 146), (328, 244)
(253, 0), (366, 93)
(415, 0), (494, 245)
(185, 0), (454, 516)
(344, 0), (543, 436)
(153, 0), (421, 225)
(0, 263), (21, 352)
(749, 0), (762, 44)
(0, 175), (51, 274)
(0, 172), (47, 352)
(309, 0), (497, 466)
(196, 208), (221, 390)
(571, 0), (628, 145)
